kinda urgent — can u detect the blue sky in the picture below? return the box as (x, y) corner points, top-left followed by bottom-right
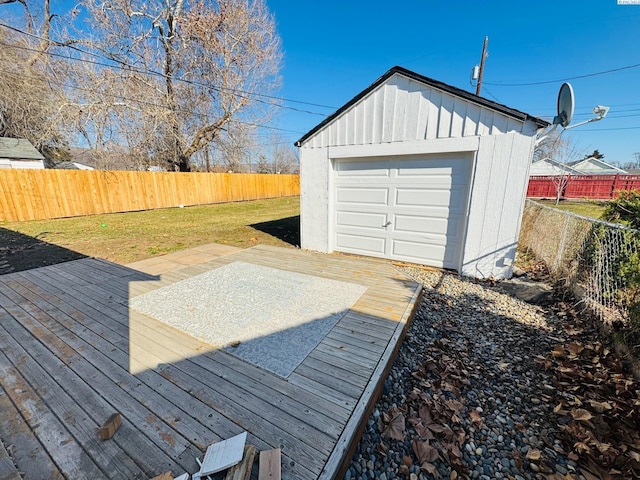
(267, 0), (640, 165)
(4, 1), (640, 165)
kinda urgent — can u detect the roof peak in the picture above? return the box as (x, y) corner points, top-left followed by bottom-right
(296, 66), (550, 146)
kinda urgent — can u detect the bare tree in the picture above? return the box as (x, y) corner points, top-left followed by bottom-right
(258, 135), (300, 173)
(76, 0), (282, 171)
(212, 123), (256, 172)
(534, 131), (585, 205)
(0, 22), (63, 158)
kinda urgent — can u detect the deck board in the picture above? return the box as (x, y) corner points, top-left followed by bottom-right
(0, 244), (421, 479)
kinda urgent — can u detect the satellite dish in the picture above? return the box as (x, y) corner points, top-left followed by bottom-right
(554, 82), (574, 128)
(536, 82), (608, 145)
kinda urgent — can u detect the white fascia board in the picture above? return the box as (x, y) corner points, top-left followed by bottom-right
(328, 136), (480, 159)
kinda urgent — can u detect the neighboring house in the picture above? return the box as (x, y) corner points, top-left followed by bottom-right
(296, 66), (548, 280)
(529, 158), (583, 176)
(0, 137), (45, 169)
(45, 160), (95, 170)
(569, 157), (628, 175)
(69, 147), (136, 171)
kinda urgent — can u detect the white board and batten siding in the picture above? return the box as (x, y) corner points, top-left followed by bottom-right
(306, 74), (535, 149)
(298, 67), (545, 279)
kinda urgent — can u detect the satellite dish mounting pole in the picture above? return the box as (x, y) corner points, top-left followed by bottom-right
(475, 36), (488, 96)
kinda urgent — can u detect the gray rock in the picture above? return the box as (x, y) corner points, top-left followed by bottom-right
(496, 277), (554, 304)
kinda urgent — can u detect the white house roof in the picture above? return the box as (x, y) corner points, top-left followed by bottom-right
(569, 157), (628, 175)
(0, 137), (44, 160)
(295, 66), (549, 147)
(529, 158), (583, 176)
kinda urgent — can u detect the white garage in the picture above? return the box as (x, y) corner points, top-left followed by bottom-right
(296, 67), (548, 279)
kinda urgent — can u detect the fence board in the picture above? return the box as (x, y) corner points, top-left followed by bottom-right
(0, 170), (299, 222)
(527, 174), (640, 200)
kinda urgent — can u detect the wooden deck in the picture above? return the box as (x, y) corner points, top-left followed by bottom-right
(0, 244), (421, 480)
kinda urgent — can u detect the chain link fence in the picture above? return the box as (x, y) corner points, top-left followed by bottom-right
(519, 199), (640, 328)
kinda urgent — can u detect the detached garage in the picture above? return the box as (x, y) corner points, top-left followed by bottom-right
(295, 66), (549, 279)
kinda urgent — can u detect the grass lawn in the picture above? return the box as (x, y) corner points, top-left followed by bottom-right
(1, 196), (300, 264)
(536, 199), (608, 220)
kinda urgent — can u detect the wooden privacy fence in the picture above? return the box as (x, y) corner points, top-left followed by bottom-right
(0, 170), (300, 222)
(527, 174), (640, 200)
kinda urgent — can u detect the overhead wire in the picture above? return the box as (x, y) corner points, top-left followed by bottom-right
(484, 62), (640, 87)
(0, 69), (306, 135)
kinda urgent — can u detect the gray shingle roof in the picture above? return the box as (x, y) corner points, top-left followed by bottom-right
(0, 137), (45, 160)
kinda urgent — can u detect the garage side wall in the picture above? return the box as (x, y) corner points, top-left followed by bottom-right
(300, 147), (331, 252)
(461, 132), (536, 278)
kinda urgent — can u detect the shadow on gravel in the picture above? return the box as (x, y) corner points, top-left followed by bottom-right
(249, 215), (300, 247)
(0, 228), (86, 275)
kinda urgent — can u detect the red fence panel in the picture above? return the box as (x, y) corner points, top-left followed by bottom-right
(527, 176), (561, 198)
(564, 175), (615, 199)
(614, 175), (640, 195)
(527, 174), (640, 200)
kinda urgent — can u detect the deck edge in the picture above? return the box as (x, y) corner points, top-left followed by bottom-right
(318, 281), (423, 480)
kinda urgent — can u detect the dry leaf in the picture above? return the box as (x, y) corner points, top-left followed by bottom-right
(377, 441), (388, 456)
(587, 400), (612, 413)
(526, 448), (541, 461)
(419, 405), (434, 425)
(414, 423), (434, 440)
(413, 440), (440, 464)
(570, 408), (593, 422)
(566, 342), (584, 357)
(445, 399), (463, 413)
(497, 362), (510, 371)
(421, 462), (440, 478)
(382, 409), (406, 441)
(427, 424), (446, 434)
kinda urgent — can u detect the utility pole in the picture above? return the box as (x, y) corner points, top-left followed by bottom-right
(475, 36), (488, 96)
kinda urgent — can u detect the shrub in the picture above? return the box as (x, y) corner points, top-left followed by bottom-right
(603, 190), (640, 229)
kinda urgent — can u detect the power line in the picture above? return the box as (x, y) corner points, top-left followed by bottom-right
(0, 22), (337, 114)
(485, 62), (640, 87)
(0, 69), (306, 135)
(571, 126), (640, 132)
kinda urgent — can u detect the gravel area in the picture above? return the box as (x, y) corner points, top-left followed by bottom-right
(346, 268), (580, 480)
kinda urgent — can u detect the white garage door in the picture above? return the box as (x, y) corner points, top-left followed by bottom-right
(333, 154), (472, 269)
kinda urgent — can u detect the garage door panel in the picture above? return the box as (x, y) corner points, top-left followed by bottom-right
(336, 233), (386, 255)
(391, 239), (463, 266)
(391, 240), (447, 266)
(336, 187), (388, 205)
(394, 176), (457, 188)
(337, 160), (390, 177)
(394, 214), (460, 236)
(397, 157), (468, 176)
(337, 211), (387, 229)
(395, 188), (454, 208)
(395, 186), (470, 209)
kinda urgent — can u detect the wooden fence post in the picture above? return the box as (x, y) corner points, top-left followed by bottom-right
(612, 173), (620, 198)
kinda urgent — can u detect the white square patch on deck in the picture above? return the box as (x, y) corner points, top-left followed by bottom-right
(130, 261), (368, 377)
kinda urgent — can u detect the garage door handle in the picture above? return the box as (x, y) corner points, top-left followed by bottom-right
(383, 221), (392, 227)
